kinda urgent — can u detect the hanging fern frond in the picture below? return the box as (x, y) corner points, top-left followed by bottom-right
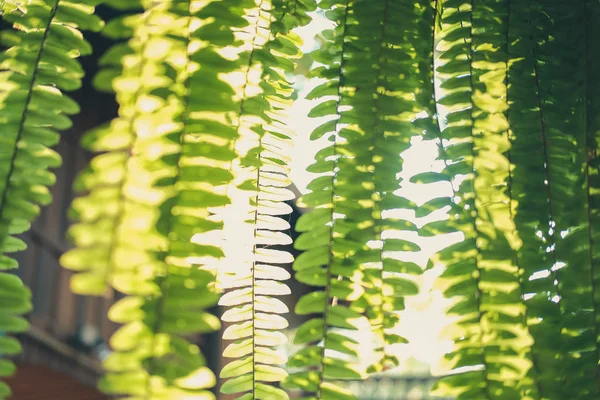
(60, 0), (145, 295)
(5, 1), (600, 399)
(62, 0), (247, 397)
(503, 1), (600, 398)
(426, 0), (534, 398)
(0, 0), (102, 396)
(505, 1), (566, 397)
(332, 0), (437, 374)
(282, 1), (374, 398)
(529, 1), (600, 397)
(217, 1), (315, 398)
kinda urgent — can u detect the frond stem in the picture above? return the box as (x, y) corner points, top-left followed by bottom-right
(529, 19), (570, 391)
(0, 0), (60, 218)
(224, 1), (266, 201)
(432, 0), (444, 137)
(249, 145), (263, 397)
(367, 0), (391, 368)
(532, 43), (560, 301)
(102, 5), (158, 289)
(239, 3), (267, 395)
(144, 2), (195, 397)
(467, 2), (493, 397)
(431, 0), (454, 192)
(316, 1), (351, 396)
(504, 1), (543, 397)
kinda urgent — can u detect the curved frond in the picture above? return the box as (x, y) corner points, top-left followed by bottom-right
(281, 0), (434, 395)
(0, 0), (102, 395)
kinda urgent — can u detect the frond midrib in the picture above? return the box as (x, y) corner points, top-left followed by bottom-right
(143, 2), (195, 394)
(250, 147), (263, 398)
(98, 3), (166, 294)
(466, 2), (493, 397)
(233, 2), (267, 396)
(316, 1), (351, 396)
(504, 1), (543, 396)
(366, 0), (391, 365)
(0, 0), (60, 218)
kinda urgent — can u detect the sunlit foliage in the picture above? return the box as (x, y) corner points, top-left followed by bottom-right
(0, 0), (102, 397)
(1, 0), (600, 399)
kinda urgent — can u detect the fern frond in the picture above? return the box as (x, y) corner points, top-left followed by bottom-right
(507, 1), (600, 397)
(282, 1), (375, 399)
(506, 1), (566, 397)
(0, 0), (102, 395)
(61, 0), (148, 295)
(427, 0), (534, 398)
(63, 1), (247, 397)
(325, 0), (438, 374)
(532, 1), (600, 397)
(0, 274), (29, 398)
(217, 1), (314, 398)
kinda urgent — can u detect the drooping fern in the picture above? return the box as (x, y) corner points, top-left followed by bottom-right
(61, 0), (151, 296)
(281, 2), (367, 399)
(506, 1), (567, 397)
(62, 0), (248, 397)
(217, 1), (315, 398)
(530, 1), (600, 397)
(425, 0), (535, 398)
(503, 1), (600, 398)
(284, 0), (438, 396)
(328, 0), (437, 374)
(0, 1), (102, 396)
(2, 1), (600, 399)
(287, 1), (431, 398)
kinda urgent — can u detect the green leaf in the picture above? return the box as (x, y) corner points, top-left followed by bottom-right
(384, 238), (421, 252)
(255, 382), (289, 400)
(295, 291), (326, 315)
(383, 259), (423, 275)
(294, 318), (324, 344)
(328, 306), (363, 330)
(220, 356), (252, 379)
(323, 358), (365, 380)
(320, 382), (357, 400)
(308, 100), (338, 118)
(409, 171), (451, 184)
(0, 337), (21, 355)
(256, 365), (287, 382)
(0, 360), (16, 378)
(220, 374), (253, 395)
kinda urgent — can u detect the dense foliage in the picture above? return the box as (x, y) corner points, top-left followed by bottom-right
(1, 0), (599, 399)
